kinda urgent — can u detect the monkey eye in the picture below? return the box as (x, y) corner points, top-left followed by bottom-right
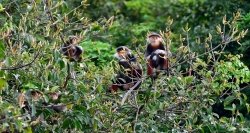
(159, 54), (166, 59)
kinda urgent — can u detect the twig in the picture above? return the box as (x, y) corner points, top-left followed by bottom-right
(0, 113), (29, 123)
(209, 40), (216, 62)
(185, 29), (193, 76)
(0, 50), (41, 71)
(121, 81), (142, 105)
(170, 41), (227, 69)
(44, 0), (65, 44)
(133, 105), (141, 133)
(219, 89), (231, 98)
(61, 62), (71, 89)
(224, 84), (250, 98)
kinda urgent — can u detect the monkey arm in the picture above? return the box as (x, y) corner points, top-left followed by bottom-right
(162, 58), (170, 70)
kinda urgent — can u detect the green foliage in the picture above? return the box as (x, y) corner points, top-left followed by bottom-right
(238, 12), (250, 67)
(81, 40), (115, 67)
(0, 0), (250, 132)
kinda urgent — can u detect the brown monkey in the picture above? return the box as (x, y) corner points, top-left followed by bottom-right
(61, 36), (83, 62)
(147, 49), (170, 78)
(109, 46), (142, 92)
(145, 32), (171, 77)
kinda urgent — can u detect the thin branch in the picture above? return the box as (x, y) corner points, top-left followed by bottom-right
(209, 40), (216, 62)
(61, 62), (71, 89)
(0, 113), (29, 123)
(121, 81), (142, 105)
(44, 0), (65, 44)
(133, 105), (141, 133)
(170, 41), (228, 69)
(0, 50), (41, 71)
(224, 84), (250, 97)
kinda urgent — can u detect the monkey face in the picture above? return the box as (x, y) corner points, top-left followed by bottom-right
(147, 33), (164, 48)
(114, 46), (132, 60)
(69, 36), (78, 45)
(148, 35), (163, 48)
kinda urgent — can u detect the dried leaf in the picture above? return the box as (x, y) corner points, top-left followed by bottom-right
(18, 92), (26, 108)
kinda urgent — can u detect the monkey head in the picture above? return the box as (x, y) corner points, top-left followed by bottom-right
(145, 32), (166, 58)
(114, 46), (130, 58)
(146, 32), (164, 48)
(114, 46), (133, 60)
(114, 46), (138, 69)
(68, 36), (78, 46)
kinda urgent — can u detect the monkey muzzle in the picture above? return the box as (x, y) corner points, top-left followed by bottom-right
(118, 50), (127, 59)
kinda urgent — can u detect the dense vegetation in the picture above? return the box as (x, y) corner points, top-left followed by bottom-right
(0, 0), (250, 132)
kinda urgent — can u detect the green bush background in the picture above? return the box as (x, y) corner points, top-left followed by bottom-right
(0, 0), (250, 132)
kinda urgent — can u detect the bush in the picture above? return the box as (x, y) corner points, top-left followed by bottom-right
(0, 0), (250, 132)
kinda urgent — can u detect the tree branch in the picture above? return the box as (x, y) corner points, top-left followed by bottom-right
(0, 50), (41, 71)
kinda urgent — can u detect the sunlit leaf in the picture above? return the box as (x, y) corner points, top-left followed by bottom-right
(24, 82), (38, 89)
(0, 78), (7, 90)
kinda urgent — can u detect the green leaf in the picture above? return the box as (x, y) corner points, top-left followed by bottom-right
(51, 86), (60, 92)
(0, 40), (5, 59)
(228, 126), (236, 131)
(184, 76), (194, 84)
(224, 95), (235, 106)
(4, 57), (12, 67)
(62, 117), (73, 129)
(0, 4), (5, 12)
(24, 82), (38, 89)
(0, 78), (7, 91)
(58, 59), (66, 69)
(24, 126), (33, 133)
(224, 103), (236, 112)
(31, 103), (36, 117)
(97, 84), (103, 93)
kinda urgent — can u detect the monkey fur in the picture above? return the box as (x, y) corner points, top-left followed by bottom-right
(109, 46), (142, 92)
(145, 33), (171, 78)
(147, 49), (170, 78)
(61, 36), (83, 62)
(145, 32), (166, 59)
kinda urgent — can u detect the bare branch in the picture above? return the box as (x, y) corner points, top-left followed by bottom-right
(0, 50), (41, 71)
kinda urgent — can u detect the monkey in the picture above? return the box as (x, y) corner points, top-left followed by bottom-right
(145, 32), (171, 78)
(147, 49), (170, 79)
(61, 36), (83, 62)
(109, 46), (142, 92)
